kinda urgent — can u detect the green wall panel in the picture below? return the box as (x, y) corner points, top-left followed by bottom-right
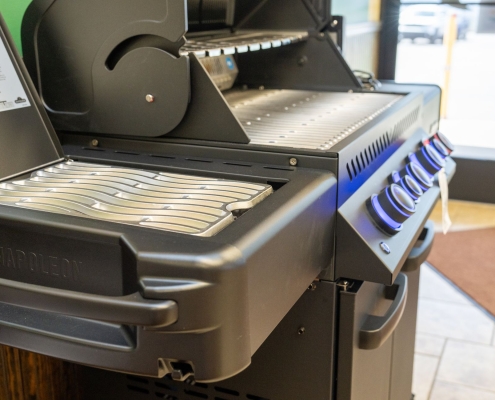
(332, 0), (370, 24)
(0, 0), (32, 53)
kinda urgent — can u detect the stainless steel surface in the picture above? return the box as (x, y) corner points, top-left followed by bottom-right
(0, 161), (273, 237)
(226, 90), (403, 150)
(181, 30), (308, 58)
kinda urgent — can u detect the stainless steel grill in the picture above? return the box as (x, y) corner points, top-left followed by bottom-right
(181, 31), (308, 57)
(0, 161), (273, 237)
(227, 90), (402, 150)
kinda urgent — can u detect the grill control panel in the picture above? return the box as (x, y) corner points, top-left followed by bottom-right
(337, 129), (456, 285)
(366, 131), (454, 236)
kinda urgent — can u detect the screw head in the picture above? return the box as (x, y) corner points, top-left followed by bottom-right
(297, 56), (308, 66)
(308, 283), (317, 291)
(331, 19), (339, 27)
(380, 242), (391, 254)
(146, 94), (155, 103)
(298, 327), (306, 335)
(90, 139), (99, 147)
(289, 157), (298, 166)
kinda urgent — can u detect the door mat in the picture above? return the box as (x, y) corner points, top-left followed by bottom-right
(427, 228), (495, 317)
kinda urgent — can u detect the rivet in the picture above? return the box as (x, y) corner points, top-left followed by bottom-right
(298, 327), (306, 335)
(308, 283), (317, 291)
(146, 94), (155, 103)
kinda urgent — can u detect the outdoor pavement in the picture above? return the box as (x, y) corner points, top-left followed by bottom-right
(395, 33), (495, 148)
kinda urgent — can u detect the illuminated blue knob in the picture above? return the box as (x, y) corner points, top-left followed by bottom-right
(398, 175), (423, 201)
(410, 144), (445, 176)
(398, 162), (433, 192)
(367, 184), (416, 235)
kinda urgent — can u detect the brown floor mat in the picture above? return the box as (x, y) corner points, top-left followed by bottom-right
(427, 228), (495, 316)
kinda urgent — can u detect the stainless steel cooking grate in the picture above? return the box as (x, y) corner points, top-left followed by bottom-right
(0, 161), (273, 237)
(226, 90), (403, 150)
(181, 31), (308, 58)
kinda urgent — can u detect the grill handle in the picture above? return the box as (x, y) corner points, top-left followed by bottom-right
(0, 278), (178, 328)
(359, 273), (408, 350)
(403, 220), (435, 272)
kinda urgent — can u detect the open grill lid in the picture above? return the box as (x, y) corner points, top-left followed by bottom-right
(0, 15), (63, 182)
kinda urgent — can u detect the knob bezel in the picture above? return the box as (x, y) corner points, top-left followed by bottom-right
(433, 131), (454, 154)
(399, 162), (433, 192)
(366, 184), (416, 235)
(409, 144), (445, 176)
(399, 174), (423, 201)
(430, 138), (449, 159)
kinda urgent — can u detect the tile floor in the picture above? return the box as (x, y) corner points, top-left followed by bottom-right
(412, 200), (495, 399)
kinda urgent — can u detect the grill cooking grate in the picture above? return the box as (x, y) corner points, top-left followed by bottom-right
(0, 161), (272, 237)
(226, 90), (402, 151)
(181, 31), (308, 58)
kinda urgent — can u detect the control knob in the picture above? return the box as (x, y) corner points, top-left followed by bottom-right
(409, 144), (445, 176)
(367, 183), (416, 235)
(395, 162), (433, 192)
(429, 138), (449, 159)
(397, 174), (423, 201)
(430, 131), (454, 155)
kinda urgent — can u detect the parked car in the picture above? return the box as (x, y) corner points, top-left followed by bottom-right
(399, 5), (470, 43)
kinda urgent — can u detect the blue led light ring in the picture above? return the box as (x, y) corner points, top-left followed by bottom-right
(385, 187), (413, 218)
(409, 153), (433, 178)
(421, 146), (444, 171)
(405, 175), (422, 195)
(405, 164), (428, 191)
(431, 139), (449, 158)
(400, 180), (419, 200)
(410, 162), (433, 186)
(371, 195), (402, 230)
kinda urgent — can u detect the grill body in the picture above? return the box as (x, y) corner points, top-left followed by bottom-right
(0, 1), (456, 398)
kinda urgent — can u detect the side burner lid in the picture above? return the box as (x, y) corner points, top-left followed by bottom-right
(0, 15), (63, 182)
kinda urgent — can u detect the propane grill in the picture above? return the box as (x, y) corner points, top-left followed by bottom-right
(0, 0), (456, 399)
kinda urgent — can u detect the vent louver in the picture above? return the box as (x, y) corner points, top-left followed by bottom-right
(125, 376), (272, 400)
(346, 107), (420, 181)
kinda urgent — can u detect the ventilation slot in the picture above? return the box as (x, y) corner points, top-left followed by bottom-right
(125, 375), (272, 399)
(184, 389), (208, 398)
(127, 385), (150, 394)
(215, 387), (240, 396)
(345, 106), (420, 182)
(389, 107), (420, 144)
(346, 132), (390, 181)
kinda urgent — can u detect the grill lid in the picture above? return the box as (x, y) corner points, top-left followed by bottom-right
(0, 16), (63, 182)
